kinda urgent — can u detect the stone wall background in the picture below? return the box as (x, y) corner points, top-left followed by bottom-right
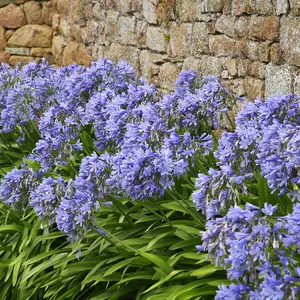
(0, 0), (299, 98)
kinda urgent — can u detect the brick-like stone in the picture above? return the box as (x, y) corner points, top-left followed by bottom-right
(280, 17), (300, 66)
(176, 0), (202, 21)
(232, 0), (256, 16)
(56, 0), (69, 16)
(0, 4), (26, 29)
(62, 41), (79, 66)
(30, 47), (52, 56)
(146, 26), (167, 53)
(256, 0), (273, 15)
(9, 55), (35, 67)
(104, 43), (140, 72)
(24, 1), (43, 25)
(244, 76), (265, 100)
(199, 55), (227, 76)
(140, 50), (168, 81)
(294, 70), (300, 96)
(92, 3), (105, 20)
(75, 44), (91, 66)
(105, 10), (119, 42)
(136, 20), (148, 48)
(223, 78), (245, 96)
(290, 0), (300, 15)
(0, 26), (5, 51)
(257, 41), (271, 62)
(276, 0), (290, 15)
(170, 23), (192, 58)
(52, 13), (60, 30)
(5, 46), (30, 55)
(59, 18), (71, 38)
(270, 43), (283, 64)
(226, 59), (237, 76)
(216, 15), (236, 38)
(245, 40), (259, 60)
(119, 0), (140, 13)
(5, 30), (15, 40)
(234, 16), (250, 38)
(8, 25), (53, 47)
(118, 17), (136, 45)
(249, 61), (266, 78)
(42, 2), (56, 25)
(209, 35), (245, 58)
(202, 0), (223, 12)
(69, 0), (88, 24)
(237, 59), (251, 77)
(0, 51), (10, 63)
(192, 22), (209, 56)
(52, 35), (65, 65)
(249, 16), (279, 41)
(265, 63), (295, 97)
(158, 62), (180, 89)
(143, 0), (157, 24)
(182, 56), (201, 72)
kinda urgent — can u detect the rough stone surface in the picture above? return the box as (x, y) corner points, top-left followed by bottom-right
(234, 16), (250, 38)
(8, 55), (35, 67)
(244, 76), (265, 100)
(0, 51), (10, 63)
(294, 70), (300, 96)
(192, 22), (209, 56)
(182, 56), (201, 72)
(62, 41), (79, 66)
(5, 30), (15, 40)
(24, 1), (43, 25)
(216, 15), (236, 38)
(270, 43), (283, 64)
(146, 26), (167, 53)
(209, 35), (245, 58)
(42, 2), (56, 25)
(249, 16), (279, 41)
(256, 0), (273, 15)
(30, 47), (52, 56)
(0, 26), (5, 51)
(75, 44), (91, 66)
(142, 0), (157, 24)
(0, 4), (26, 29)
(59, 18), (71, 38)
(265, 63), (295, 97)
(5, 46), (30, 55)
(276, 0), (290, 15)
(159, 62), (180, 89)
(118, 17), (137, 45)
(237, 59), (250, 77)
(52, 35), (65, 65)
(232, 0), (256, 16)
(8, 25), (53, 47)
(199, 55), (226, 76)
(170, 23), (192, 58)
(280, 17), (300, 66)
(226, 59), (237, 76)
(105, 10), (119, 42)
(202, 0), (223, 12)
(176, 0), (202, 21)
(249, 61), (265, 79)
(290, 0), (300, 15)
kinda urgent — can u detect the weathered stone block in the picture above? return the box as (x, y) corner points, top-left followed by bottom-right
(62, 41), (78, 66)
(202, 0), (223, 12)
(0, 51), (10, 63)
(226, 59), (237, 76)
(199, 55), (227, 76)
(140, 50), (168, 81)
(42, 2), (56, 26)
(244, 76), (265, 100)
(294, 70), (300, 96)
(223, 78), (245, 96)
(280, 17), (300, 66)
(245, 40), (259, 60)
(52, 35), (65, 65)
(146, 26), (167, 53)
(234, 16), (250, 38)
(0, 4), (26, 29)
(8, 25), (53, 47)
(5, 30), (15, 40)
(256, 0), (273, 15)
(69, 0), (88, 24)
(118, 17), (137, 45)
(59, 18), (71, 38)
(104, 43), (140, 72)
(176, 0), (202, 21)
(270, 43), (283, 64)
(143, 0), (157, 24)
(30, 47), (52, 56)
(119, 0), (140, 13)
(249, 61), (265, 79)
(232, 0), (256, 15)
(92, 3), (105, 20)
(136, 20), (148, 48)
(276, 0), (290, 15)
(216, 15), (236, 38)
(290, 0), (300, 15)
(0, 26), (5, 51)
(24, 1), (43, 25)
(8, 55), (35, 67)
(6, 46), (30, 55)
(170, 22), (192, 58)
(209, 35), (245, 58)
(257, 41), (270, 62)
(249, 16), (279, 41)
(182, 56), (201, 72)
(265, 63), (295, 97)
(158, 62), (180, 90)
(105, 10), (119, 42)
(237, 59), (251, 77)
(75, 44), (91, 66)
(192, 22), (209, 56)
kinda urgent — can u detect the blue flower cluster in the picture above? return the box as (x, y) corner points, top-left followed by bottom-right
(193, 94), (300, 298)
(0, 59), (237, 242)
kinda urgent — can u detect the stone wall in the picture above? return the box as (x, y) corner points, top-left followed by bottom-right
(0, 0), (55, 66)
(1, 0), (299, 98)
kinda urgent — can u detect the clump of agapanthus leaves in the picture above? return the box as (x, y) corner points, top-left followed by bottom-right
(193, 94), (300, 298)
(0, 59), (239, 245)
